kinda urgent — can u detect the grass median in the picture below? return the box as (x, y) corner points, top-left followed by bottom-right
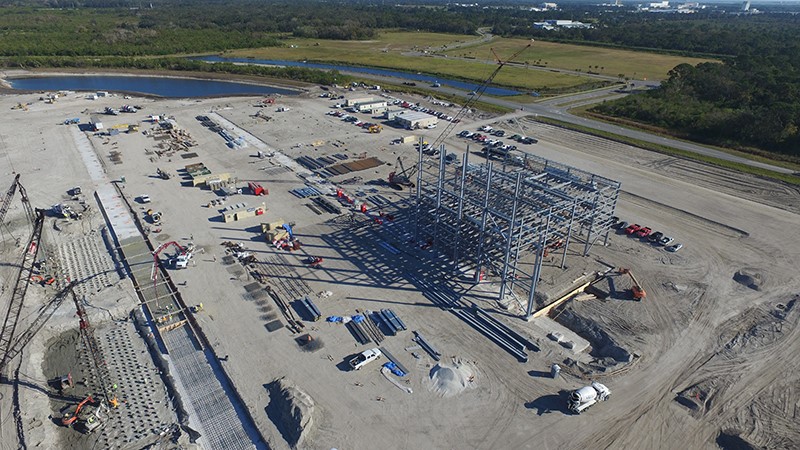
(533, 116), (800, 186)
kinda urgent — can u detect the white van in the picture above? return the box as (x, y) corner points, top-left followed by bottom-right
(138, 195), (151, 204)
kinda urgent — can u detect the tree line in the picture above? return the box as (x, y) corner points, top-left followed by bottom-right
(1, 1), (799, 158)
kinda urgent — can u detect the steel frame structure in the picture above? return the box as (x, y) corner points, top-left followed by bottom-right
(413, 146), (621, 319)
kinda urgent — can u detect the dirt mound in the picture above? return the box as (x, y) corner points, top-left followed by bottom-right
(733, 269), (763, 291)
(266, 377), (316, 449)
(427, 362), (476, 397)
(557, 308), (632, 363)
(716, 430), (758, 450)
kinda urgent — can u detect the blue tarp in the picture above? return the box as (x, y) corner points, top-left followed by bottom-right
(351, 314), (364, 324)
(326, 316), (343, 323)
(282, 223), (294, 238)
(382, 361), (407, 377)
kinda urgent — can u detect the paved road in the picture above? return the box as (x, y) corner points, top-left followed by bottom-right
(340, 69), (795, 176)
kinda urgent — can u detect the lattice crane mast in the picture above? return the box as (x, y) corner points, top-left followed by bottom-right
(71, 287), (117, 406)
(0, 281), (76, 373)
(0, 209), (45, 373)
(428, 42), (532, 152)
(0, 174), (35, 232)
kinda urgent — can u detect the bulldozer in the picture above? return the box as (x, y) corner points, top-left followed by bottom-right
(156, 168), (171, 180)
(368, 124), (383, 133)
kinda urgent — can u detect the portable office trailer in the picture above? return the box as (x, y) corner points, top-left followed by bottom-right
(221, 202), (266, 223)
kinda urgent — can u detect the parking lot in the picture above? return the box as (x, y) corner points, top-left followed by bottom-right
(1, 80), (798, 450)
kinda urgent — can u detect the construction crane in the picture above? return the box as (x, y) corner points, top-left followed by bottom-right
(151, 240), (187, 287)
(0, 280), (77, 373)
(428, 42), (532, 152)
(388, 156), (417, 189)
(0, 209), (46, 373)
(0, 174), (35, 232)
(618, 268), (646, 300)
(71, 282), (118, 410)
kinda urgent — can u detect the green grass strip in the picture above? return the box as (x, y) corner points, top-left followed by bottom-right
(534, 116), (800, 186)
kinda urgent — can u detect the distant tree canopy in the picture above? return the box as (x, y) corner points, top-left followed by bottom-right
(1, 1), (799, 157)
(579, 14), (800, 158)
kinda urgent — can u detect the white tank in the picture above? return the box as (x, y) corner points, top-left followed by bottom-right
(571, 386), (598, 403)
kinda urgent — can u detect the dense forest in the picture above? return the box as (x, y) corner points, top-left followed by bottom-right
(0, 1), (799, 157)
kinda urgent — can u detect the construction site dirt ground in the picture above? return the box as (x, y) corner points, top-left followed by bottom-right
(0, 77), (798, 450)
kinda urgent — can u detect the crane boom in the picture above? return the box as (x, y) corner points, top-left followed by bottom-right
(0, 174), (35, 230)
(0, 209), (45, 372)
(72, 288), (115, 404)
(429, 42), (532, 151)
(0, 281), (77, 373)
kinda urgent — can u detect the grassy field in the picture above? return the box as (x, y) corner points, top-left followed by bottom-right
(443, 38), (718, 82)
(226, 31), (717, 91)
(225, 31), (601, 92)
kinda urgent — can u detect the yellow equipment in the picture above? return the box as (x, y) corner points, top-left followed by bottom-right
(368, 125), (383, 133)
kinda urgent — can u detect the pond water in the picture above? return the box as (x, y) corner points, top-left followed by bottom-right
(7, 75), (297, 97)
(192, 55), (522, 96)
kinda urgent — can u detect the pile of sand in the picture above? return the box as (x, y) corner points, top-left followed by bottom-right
(267, 377), (316, 449)
(428, 362), (476, 397)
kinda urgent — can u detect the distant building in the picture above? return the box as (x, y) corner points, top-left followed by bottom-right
(534, 20), (592, 30)
(345, 96), (374, 107)
(392, 111), (438, 130)
(741, 0), (750, 11)
(649, 1), (670, 8)
(354, 100), (388, 114)
(540, 2), (558, 9)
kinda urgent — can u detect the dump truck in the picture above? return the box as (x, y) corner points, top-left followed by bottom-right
(568, 382), (611, 414)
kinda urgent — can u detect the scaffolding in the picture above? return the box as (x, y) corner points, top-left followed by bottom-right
(413, 146), (621, 319)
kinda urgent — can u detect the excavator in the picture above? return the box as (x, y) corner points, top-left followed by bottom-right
(618, 268), (646, 300)
(388, 157), (417, 190)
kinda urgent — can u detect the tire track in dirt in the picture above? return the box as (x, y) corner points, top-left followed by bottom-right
(521, 119), (800, 215)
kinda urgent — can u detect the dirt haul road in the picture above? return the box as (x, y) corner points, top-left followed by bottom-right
(0, 83), (797, 450)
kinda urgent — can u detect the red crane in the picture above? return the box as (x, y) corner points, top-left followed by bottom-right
(150, 241), (186, 289)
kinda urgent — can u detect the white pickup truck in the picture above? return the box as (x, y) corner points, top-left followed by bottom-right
(349, 348), (382, 371)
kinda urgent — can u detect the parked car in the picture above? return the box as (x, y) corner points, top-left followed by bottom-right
(615, 221), (629, 230)
(659, 236), (675, 246)
(665, 243), (683, 252)
(624, 223), (642, 235)
(648, 231), (663, 242)
(636, 227), (653, 238)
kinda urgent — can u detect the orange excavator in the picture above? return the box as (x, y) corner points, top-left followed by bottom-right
(618, 268), (646, 301)
(62, 395), (96, 426)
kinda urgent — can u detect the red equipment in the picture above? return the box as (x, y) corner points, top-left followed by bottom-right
(248, 182), (267, 196)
